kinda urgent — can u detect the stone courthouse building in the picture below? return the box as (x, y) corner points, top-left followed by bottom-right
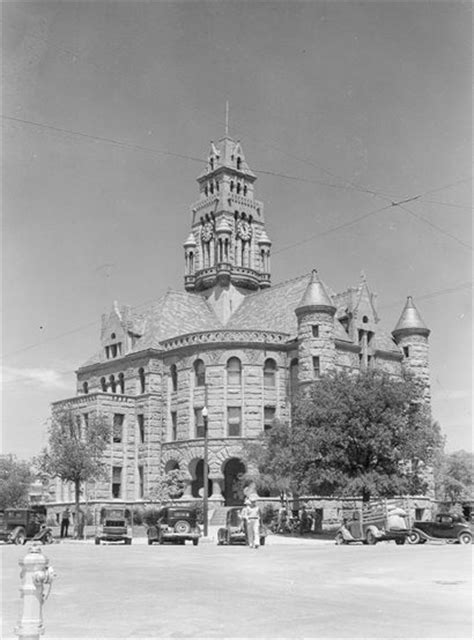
(51, 134), (431, 509)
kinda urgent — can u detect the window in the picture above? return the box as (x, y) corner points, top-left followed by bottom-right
(171, 411), (177, 441)
(313, 356), (320, 379)
(227, 407), (242, 436)
(312, 325), (319, 338)
(230, 180), (234, 192)
(289, 358), (299, 399)
(264, 406), (276, 433)
(138, 466), (144, 499)
(415, 508), (424, 521)
(109, 375), (116, 393)
(170, 365), (178, 392)
(195, 408), (205, 438)
(82, 381), (89, 394)
(227, 357), (242, 386)
(112, 466), (122, 499)
(243, 185), (247, 196)
(264, 358), (277, 388)
(403, 346), (410, 358)
(237, 157), (242, 170)
(100, 377), (107, 392)
(194, 359), (206, 387)
(362, 315), (369, 324)
(83, 413), (89, 430)
(118, 373), (125, 394)
(138, 368), (146, 394)
(137, 414), (145, 444)
(113, 414), (124, 443)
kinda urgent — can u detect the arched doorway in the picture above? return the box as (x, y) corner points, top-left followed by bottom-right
(223, 458), (246, 506)
(191, 459), (212, 498)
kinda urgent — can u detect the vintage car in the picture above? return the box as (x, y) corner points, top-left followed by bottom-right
(408, 513), (472, 545)
(217, 506), (267, 546)
(95, 507), (132, 545)
(147, 506), (201, 546)
(335, 500), (409, 546)
(0, 507), (53, 545)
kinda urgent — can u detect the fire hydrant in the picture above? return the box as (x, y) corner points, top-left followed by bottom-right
(15, 543), (55, 640)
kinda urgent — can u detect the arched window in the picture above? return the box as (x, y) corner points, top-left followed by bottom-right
(109, 375), (116, 393)
(100, 377), (107, 392)
(118, 372), (125, 394)
(170, 365), (178, 392)
(82, 381), (89, 395)
(289, 358), (299, 400)
(237, 157), (242, 170)
(227, 357), (241, 386)
(215, 180), (219, 192)
(243, 185), (247, 196)
(138, 368), (146, 394)
(210, 182), (214, 194)
(236, 183), (241, 194)
(204, 185), (208, 196)
(210, 158), (214, 170)
(264, 358), (277, 388)
(230, 181), (234, 192)
(194, 359), (206, 387)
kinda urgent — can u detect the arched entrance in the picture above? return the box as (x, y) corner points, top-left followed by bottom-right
(223, 458), (246, 506)
(191, 459), (212, 498)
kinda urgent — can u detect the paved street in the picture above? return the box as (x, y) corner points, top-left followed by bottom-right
(2, 538), (472, 639)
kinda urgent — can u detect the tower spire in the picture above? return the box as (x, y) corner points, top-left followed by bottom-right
(225, 100), (229, 137)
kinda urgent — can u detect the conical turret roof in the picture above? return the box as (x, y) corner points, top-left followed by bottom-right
(295, 269), (336, 315)
(183, 232), (197, 247)
(392, 296), (430, 339)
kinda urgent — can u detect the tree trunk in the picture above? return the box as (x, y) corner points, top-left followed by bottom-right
(74, 480), (84, 539)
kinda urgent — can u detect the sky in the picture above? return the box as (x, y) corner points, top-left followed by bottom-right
(2, 1), (472, 459)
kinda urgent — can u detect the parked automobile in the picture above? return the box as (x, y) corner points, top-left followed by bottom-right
(0, 507), (53, 545)
(335, 499), (409, 546)
(408, 513), (472, 545)
(217, 506), (267, 546)
(147, 506), (200, 546)
(95, 507), (132, 545)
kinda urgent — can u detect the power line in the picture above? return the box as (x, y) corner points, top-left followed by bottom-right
(2, 115), (206, 164)
(396, 204), (473, 251)
(418, 200), (472, 210)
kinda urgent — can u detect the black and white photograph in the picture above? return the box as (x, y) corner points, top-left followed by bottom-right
(1, 1), (472, 639)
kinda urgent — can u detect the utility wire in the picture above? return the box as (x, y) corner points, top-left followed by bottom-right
(396, 204), (473, 251)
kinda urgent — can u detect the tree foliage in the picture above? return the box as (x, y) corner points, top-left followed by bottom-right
(435, 450), (473, 504)
(147, 469), (187, 504)
(36, 409), (111, 536)
(248, 370), (442, 502)
(0, 454), (34, 510)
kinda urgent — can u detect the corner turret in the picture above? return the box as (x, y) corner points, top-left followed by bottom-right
(295, 270), (336, 384)
(392, 296), (431, 403)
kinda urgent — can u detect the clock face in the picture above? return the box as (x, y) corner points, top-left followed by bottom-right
(201, 222), (214, 242)
(237, 220), (252, 241)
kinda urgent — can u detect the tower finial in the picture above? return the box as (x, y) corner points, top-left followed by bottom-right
(225, 100), (229, 137)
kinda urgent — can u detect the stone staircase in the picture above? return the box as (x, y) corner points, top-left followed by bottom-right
(209, 505), (230, 526)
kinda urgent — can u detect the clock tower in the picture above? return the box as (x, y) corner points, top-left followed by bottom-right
(183, 134), (272, 302)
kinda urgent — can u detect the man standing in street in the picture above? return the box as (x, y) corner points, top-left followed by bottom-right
(60, 506), (70, 538)
(246, 495), (261, 549)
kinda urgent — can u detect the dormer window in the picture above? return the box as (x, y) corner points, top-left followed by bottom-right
(237, 157), (242, 170)
(106, 333), (122, 359)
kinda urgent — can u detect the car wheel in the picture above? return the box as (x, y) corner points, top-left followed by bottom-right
(193, 539), (199, 546)
(95, 537), (100, 545)
(366, 530), (377, 545)
(174, 520), (191, 534)
(335, 533), (345, 546)
(44, 531), (53, 545)
(395, 538), (406, 545)
(408, 531), (421, 545)
(458, 532), (472, 545)
(15, 531), (26, 546)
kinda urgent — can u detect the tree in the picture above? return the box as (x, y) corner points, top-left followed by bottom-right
(248, 370), (442, 502)
(147, 469), (187, 504)
(37, 409), (111, 537)
(0, 454), (34, 510)
(435, 450), (473, 504)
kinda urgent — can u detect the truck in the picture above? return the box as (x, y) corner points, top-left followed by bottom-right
(335, 499), (409, 545)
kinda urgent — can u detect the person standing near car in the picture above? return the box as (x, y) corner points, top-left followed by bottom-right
(60, 507), (70, 538)
(246, 495), (261, 549)
(240, 498), (251, 545)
